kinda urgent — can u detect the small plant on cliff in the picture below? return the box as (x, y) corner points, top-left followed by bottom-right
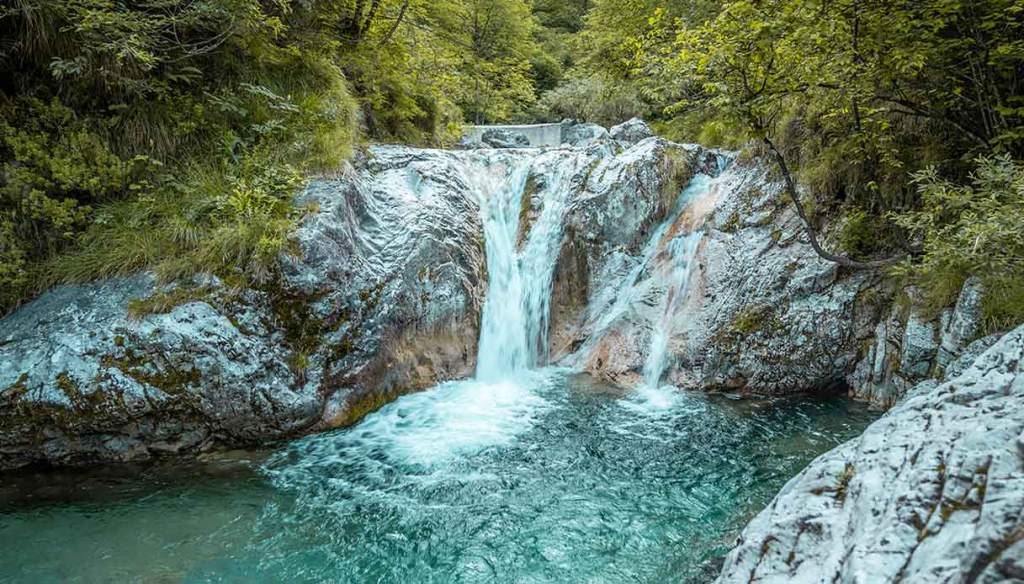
(893, 156), (1024, 333)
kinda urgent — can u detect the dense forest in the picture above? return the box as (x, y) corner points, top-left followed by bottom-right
(2, 0), (1023, 332)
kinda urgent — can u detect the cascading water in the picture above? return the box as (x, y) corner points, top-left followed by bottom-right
(275, 150), (587, 467)
(568, 171), (719, 391)
(640, 172), (718, 388)
(474, 152), (583, 379)
(641, 230), (702, 388)
(0, 143), (883, 584)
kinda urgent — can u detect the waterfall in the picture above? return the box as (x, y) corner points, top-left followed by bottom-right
(568, 172), (717, 380)
(473, 152), (583, 381)
(641, 231), (702, 387)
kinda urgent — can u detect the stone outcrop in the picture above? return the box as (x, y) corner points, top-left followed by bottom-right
(848, 278), (994, 409)
(560, 121), (610, 147)
(554, 152), (887, 396)
(0, 148), (491, 469)
(0, 119), (1004, 469)
(610, 117), (655, 144)
(716, 324), (1024, 583)
(480, 128), (530, 149)
(0, 134), (702, 469)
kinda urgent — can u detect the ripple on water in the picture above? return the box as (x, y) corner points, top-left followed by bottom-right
(0, 372), (878, 583)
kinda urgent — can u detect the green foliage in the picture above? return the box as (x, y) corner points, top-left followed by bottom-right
(893, 156), (1024, 331)
(0, 0), (553, 311)
(46, 151), (305, 288)
(838, 209), (902, 261)
(658, 0), (1024, 204)
(531, 75), (648, 126)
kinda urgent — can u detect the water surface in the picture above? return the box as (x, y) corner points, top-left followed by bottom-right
(0, 372), (876, 583)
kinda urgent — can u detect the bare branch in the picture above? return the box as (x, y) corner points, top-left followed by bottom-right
(762, 136), (905, 270)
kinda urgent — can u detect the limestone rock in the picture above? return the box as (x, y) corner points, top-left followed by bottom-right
(557, 152), (883, 396)
(480, 128), (530, 149)
(609, 118), (655, 144)
(938, 277), (985, 370)
(716, 324), (1024, 584)
(561, 121), (610, 147)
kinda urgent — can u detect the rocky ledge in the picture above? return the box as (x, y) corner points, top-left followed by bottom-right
(0, 119), (1010, 471)
(0, 123), (704, 469)
(716, 323), (1024, 583)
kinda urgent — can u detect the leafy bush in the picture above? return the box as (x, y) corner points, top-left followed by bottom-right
(532, 75), (648, 127)
(893, 156), (1024, 332)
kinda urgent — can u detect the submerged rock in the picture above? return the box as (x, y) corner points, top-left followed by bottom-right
(716, 324), (1024, 583)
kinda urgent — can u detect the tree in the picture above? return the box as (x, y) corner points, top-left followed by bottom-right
(660, 0), (1024, 268)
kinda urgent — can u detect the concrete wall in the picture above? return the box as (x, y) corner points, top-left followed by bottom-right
(464, 124), (563, 147)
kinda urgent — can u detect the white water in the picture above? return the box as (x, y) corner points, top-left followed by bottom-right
(474, 152), (583, 379)
(568, 173), (716, 381)
(320, 151), (587, 466)
(641, 231), (702, 388)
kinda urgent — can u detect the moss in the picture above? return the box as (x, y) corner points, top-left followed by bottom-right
(286, 351), (310, 383)
(355, 280), (386, 312)
(810, 463), (855, 503)
(55, 372), (82, 402)
(2, 373), (29, 402)
(731, 305), (778, 335)
(127, 285), (212, 319)
(719, 212), (741, 233)
(660, 148), (697, 209)
(262, 278), (359, 376)
(518, 175), (539, 242)
(332, 386), (407, 428)
(101, 350), (200, 396)
(834, 463), (855, 502)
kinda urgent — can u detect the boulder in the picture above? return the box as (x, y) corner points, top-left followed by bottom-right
(609, 118), (655, 144)
(716, 324), (1024, 583)
(480, 128), (530, 148)
(0, 148), (491, 469)
(561, 121), (610, 147)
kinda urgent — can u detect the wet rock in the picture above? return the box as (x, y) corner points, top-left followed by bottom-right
(561, 121), (610, 147)
(716, 324), (1024, 584)
(609, 118), (655, 144)
(480, 128), (530, 149)
(557, 151), (884, 396)
(0, 276), (319, 469)
(0, 148), (490, 470)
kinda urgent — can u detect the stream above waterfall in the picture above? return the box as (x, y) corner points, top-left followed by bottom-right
(0, 375), (876, 583)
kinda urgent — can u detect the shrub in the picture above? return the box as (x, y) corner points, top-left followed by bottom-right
(893, 155), (1024, 333)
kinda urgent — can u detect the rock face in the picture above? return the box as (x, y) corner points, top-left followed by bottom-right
(0, 120), (997, 469)
(561, 121), (611, 147)
(0, 148), (492, 469)
(553, 154), (886, 396)
(848, 278), (993, 409)
(480, 128), (530, 149)
(610, 117), (655, 144)
(716, 324), (1024, 583)
(0, 136), (710, 469)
